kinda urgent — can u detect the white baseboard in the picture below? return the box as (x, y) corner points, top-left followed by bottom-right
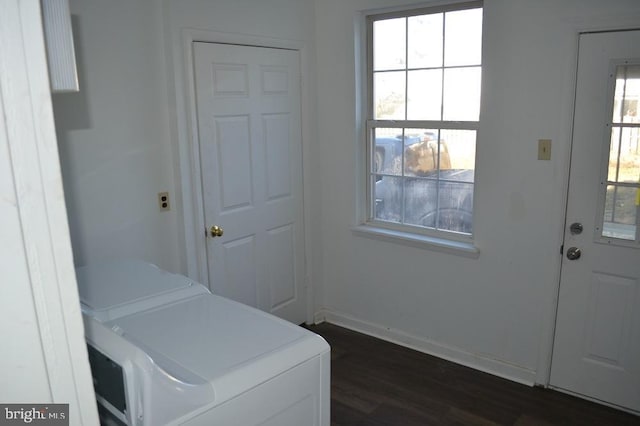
(313, 308), (537, 387)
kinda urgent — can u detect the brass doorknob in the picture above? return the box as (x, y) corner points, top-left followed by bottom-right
(209, 225), (224, 238)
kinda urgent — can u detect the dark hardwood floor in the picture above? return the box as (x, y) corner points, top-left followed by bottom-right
(306, 323), (639, 426)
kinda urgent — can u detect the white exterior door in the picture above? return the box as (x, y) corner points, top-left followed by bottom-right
(193, 42), (306, 324)
(551, 30), (640, 413)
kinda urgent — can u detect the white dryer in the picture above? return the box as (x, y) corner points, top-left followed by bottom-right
(76, 260), (330, 425)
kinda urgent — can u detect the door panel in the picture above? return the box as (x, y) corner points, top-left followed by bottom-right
(194, 42), (306, 324)
(212, 63), (248, 96)
(220, 235), (258, 308)
(264, 113), (293, 199)
(551, 31), (640, 413)
(266, 224), (296, 310)
(215, 115), (253, 210)
(585, 272), (636, 366)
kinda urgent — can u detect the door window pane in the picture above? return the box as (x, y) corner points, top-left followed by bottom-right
(602, 64), (640, 242)
(608, 127), (622, 182)
(612, 65), (640, 124)
(608, 127), (640, 182)
(603, 185), (637, 241)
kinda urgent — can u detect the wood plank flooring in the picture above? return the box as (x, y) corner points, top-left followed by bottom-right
(306, 323), (640, 426)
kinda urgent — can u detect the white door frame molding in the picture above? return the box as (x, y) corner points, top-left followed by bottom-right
(537, 25), (640, 394)
(533, 29), (582, 388)
(0, 0), (99, 422)
(548, 29), (640, 413)
(173, 28), (316, 323)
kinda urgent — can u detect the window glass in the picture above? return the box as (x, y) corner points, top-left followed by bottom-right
(613, 65), (640, 124)
(373, 18), (406, 71)
(374, 176), (404, 223)
(407, 69), (443, 120)
(403, 177), (438, 227)
(374, 128), (404, 175)
(601, 64), (640, 242)
(444, 8), (483, 66)
(404, 129), (440, 177)
(440, 130), (476, 174)
(374, 72), (406, 120)
(443, 67), (481, 121)
(408, 14), (443, 68)
(436, 181), (474, 233)
(367, 3), (482, 237)
(603, 185), (636, 241)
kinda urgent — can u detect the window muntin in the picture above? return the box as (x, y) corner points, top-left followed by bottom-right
(600, 64), (640, 242)
(367, 3), (482, 237)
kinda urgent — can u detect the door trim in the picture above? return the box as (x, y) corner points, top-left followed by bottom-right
(176, 28), (316, 323)
(540, 27), (640, 391)
(0, 0), (99, 421)
(532, 28), (582, 388)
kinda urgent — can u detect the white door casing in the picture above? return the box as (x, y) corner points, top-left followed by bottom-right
(551, 30), (640, 413)
(193, 42), (306, 324)
(0, 0), (99, 422)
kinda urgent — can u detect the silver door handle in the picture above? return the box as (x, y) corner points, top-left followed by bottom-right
(569, 222), (583, 235)
(566, 247), (581, 260)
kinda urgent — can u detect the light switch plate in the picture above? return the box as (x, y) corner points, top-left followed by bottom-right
(538, 139), (551, 160)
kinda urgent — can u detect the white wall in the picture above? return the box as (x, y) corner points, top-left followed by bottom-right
(314, 0), (640, 383)
(53, 0), (181, 272)
(52, 0), (319, 281)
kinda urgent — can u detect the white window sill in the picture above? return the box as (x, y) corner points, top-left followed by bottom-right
(351, 224), (480, 259)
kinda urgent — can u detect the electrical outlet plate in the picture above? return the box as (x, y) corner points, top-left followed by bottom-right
(538, 139), (552, 160)
(158, 192), (170, 211)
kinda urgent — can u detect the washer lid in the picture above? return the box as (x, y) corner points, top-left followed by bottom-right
(76, 260), (201, 315)
(108, 294), (328, 403)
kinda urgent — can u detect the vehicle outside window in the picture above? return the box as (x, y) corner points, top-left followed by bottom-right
(366, 2), (482, 237)
(373, 130), (474, 233)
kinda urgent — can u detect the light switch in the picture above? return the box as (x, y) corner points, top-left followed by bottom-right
(538, 139), (551, 160)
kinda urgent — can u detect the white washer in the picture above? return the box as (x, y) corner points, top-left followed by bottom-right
(76, 260), (330, 426)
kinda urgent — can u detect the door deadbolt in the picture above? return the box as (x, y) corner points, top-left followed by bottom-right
(209, 225), (224, 238)
(566, 247), (581, 260)
(569, 222), (583, 235)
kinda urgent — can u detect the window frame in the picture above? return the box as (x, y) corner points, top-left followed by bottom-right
(363, 1), (483, 244)
(595, 59), (640, 247)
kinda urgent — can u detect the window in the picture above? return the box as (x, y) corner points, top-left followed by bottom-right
(366, 2), (482, 238)
(599, 63), (640, 243)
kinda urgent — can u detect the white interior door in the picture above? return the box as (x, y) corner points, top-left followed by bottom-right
(193, 42), (306, 324)
(551, 30), (640, 413)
